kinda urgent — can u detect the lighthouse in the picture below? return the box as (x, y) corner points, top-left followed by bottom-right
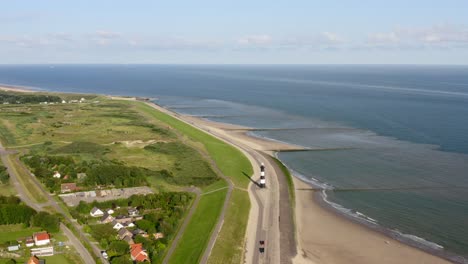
(260, 163), (266, 188)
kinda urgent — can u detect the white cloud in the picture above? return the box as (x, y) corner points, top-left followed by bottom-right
(237, 34), (272, 45)
(95, 30), (122, 39)
(367, 24), (468, 48)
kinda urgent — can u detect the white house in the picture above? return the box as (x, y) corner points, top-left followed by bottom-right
(112, 220), (124, 230)
(25, 237), (35, 247)
(33, 232), (51, 246)
(7, 245), (20, 251)
(90, 207), (104, 217)
(106, 209), (115, 215)
(53, 172), (61, 179)
(128, 208), (139, 217)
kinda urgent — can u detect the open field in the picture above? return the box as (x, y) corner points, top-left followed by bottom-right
(168, 188), (228, 264)
(207, 189), (250, 264)
(0, 224), (42, 244)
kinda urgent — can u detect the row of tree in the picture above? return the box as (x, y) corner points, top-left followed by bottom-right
(21, 154), (150, 192)
(0, 91), (62, 104)
(0, 195), (60, 232)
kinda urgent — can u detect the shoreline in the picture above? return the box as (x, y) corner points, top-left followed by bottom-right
(0, 84), (457, 263)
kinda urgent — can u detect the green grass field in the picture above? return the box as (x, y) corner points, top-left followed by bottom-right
(168, 188), (228, 264)
(0, 224), (41, 244)
(133, 101), (253, 264)
(207, 189), (251, 264)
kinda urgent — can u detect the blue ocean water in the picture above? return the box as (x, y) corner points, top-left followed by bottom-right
(1, 65), (468, 262)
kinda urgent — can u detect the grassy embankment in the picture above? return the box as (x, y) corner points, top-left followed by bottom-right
(134, 102), (253, 264)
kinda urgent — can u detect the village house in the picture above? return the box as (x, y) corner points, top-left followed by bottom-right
(25, 237), (35, 247)
(33, 231), (50, 246)
(115, 215), (133, 224)
(100, 213), (114, 224)
(123, 236), (134, 245)
(106, 208), (115, 215)
(132, 229), (148, 238)
(77, 172), (87, 180)
(130, 243), (149, 262)
(153, 232), (164, 240)
(27, 255), (45, 264)
(128, 208), (139, 217)
(118, 228), (133, 240)
(112, 220), (124, 230)
(60, 182), (77, 193)
(90, 207), (104, 217)
(7, 245), (20, 251)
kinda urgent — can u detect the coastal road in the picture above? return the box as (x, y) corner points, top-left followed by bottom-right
(149, 102), (296, 264)
(0, 142), (97, 264)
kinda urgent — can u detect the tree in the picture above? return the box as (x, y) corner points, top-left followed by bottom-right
(109, 240), (130, 255)
(31, 212), (60, 232)
(110, 255), (133, 264)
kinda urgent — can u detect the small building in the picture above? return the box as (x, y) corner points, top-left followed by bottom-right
(25, 237), (35, 247)
(77, 172), (87, 180)
(153, 232), (164, 240)
(126, 222), (135, 228)
(112, 220), (124, 230)
(128, 208), (139, 217)
(30, 246), (54, 257)
(52, 171), (61, 179)
(61, 182), (77, 193)
(100, 213), (114, 224)
(130, 243), (149, 262)
(7, 245), (20, 251)
(123, 235), (135, 245)
(118, 228), (133, 240)
(115, 215), (133, 224)
(106, 209), (115, 215)
(27, 255), (45, 264)
(33, 232), (50, 246)
(90, 207), (104, 217)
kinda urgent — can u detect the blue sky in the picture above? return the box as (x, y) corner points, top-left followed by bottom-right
(1, 0), (468, 64)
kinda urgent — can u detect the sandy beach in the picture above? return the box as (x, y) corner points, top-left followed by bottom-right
(1, 86), (453, 263)
(0, 85), (35, 93)
(149, 101), (451, 264)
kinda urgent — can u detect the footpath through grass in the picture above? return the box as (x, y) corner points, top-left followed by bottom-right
(134, 101), (253, 264)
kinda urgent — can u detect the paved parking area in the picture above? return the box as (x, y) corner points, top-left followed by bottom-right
(59, 186), (154, 206)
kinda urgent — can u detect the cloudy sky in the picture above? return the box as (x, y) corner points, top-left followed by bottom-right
(1, 0), (468, 64)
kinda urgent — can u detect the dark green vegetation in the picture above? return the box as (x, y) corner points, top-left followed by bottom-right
(144, 142), (218, 186)
(0, 165), (8, 183)
(72, 193), (192, 264)
(0, 195), (59, 234)
(22, 155), (150, 192)
(0, 91), (61, 104)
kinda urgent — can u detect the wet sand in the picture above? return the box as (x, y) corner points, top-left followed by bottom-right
(147, 101), (451, 264)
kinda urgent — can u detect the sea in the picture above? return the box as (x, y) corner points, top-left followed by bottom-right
(1, 64), (467, 263)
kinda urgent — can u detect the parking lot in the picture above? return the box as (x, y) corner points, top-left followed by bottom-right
(59, 186), (154, 206)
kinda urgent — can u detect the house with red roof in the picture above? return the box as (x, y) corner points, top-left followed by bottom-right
(130, 243), (149, 262)
(33, 232), (50, 246)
